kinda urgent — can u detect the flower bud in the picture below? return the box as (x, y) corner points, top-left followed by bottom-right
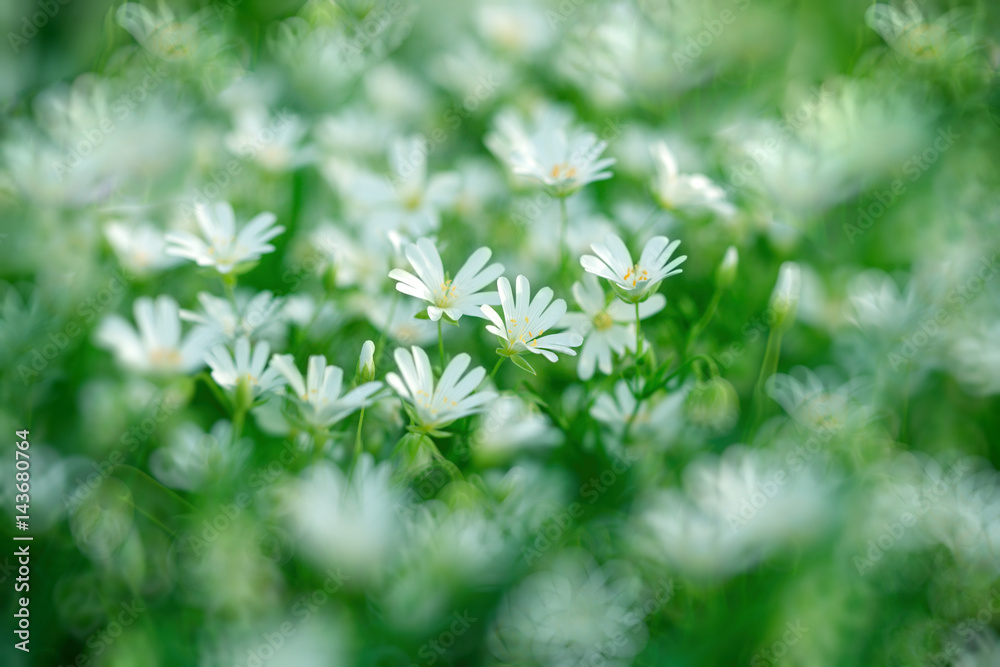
(716, 246), (738, 289)
(769, 261), (801, 330)
(358, 340), (376, 382)
(684, 376), (740, 433)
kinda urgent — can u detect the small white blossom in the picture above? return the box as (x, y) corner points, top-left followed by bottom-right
(389, 238), (504, 321)
(581, 233), (686, 304)
(562, 274), (665, 380)
(205, 338), (285, 399)
(149, 420), (251, 492)
(165, 201), (284, 274)
(95, 295), (214, 374)
(386, 346), (495, 432)
(270, 354), (382, 429)
(104, 221), (183, 274)
(651, 141), (735, 217)
(481, 275), (583, 364)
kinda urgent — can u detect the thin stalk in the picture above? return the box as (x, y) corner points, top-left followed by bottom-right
(353, 407), (366, 470)
(747, 327), (785, 442)
(437, 319), (445, 368)
(685, 285), (723, 357)
(489, 356), (506, 382)
(559, 196), (569, 277)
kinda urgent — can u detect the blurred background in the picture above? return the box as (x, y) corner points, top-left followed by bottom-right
(2, 0), (1000, 665)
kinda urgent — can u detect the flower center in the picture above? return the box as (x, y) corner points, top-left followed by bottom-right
(149, 346), (182, 368)
(549, 163), (578, 181)
(593, 311), (614, 331)
(436, 279), (458, 307)
(622, 265), (650, 288)
(401, 187), (423, 211)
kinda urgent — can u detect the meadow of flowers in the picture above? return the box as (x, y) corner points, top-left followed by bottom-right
(2, 0), (1000, 665)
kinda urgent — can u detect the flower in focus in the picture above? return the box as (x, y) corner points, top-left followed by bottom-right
(165, 201), (285, 274)
(269, 354), (382, 430)
(386, 346), (495, 433)
(486, 106), (615, 196)
(481, 276), (583, 368)
(95, 295), (214, 374)
(389, 238), (504, 321)
(562, 274), (665, 380)
(651, 141), (735, 217)
(205, 338), (285, 402)
(581, 232), (686, 304)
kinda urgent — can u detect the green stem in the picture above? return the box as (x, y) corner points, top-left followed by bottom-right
(747, 327), (785, 442)
(634, 301), (642, 394)
(685, 285), (723, 357)
(558, 196), (569, 277)
(437, 319), (445, 368)
(489, 356), (506, 382)
(353, 407), (366, 468)
(222, 272), (237, 303)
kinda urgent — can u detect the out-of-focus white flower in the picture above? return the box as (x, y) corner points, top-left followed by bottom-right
(104, 222), (183, 275)
(638, 445), (833, 579)
(165, 201), (284, 274)
(651, 141), (735, 217)
(474, 0), (553, 56)
(311, 224), (395, 295)
(224, 108), (311, 172)
(270, 354), (382, 430)
(486, 107), (615, 196)
(314, 105), (393, 160)
(386, 347), (495, 433)
(591, 379), (687, 445)
(562, 274), (664, 380)
(581, 233), (686, 304)
(948, 322), (1000, 396)
(180, 290), (283, 342)
(843, 269), (917, 337)
(865, 1), (975, 65)
(389, 238), (503, 322)
(767, 366), (871, 433)
(149, 420), (250, 492)
(205, 338), (285, 400)
(472, 395), (562, 462)
(96, 295), (214, 374)
(116, 1), (217, 62)
(365, 296), (438, 347)
(481, 276), (583, 366)
(279, 455), (402, 583)
(488, 551), (648, 667)
(325, 136), (459, 236)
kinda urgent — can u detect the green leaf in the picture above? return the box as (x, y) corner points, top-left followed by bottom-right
(442, 313), (460, 326)
(510, 355), (537, 375)
(413, 310), (432, 320)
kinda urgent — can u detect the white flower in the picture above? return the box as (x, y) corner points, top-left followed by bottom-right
(104, 221), (183, 274)
(180, 290), (283, 342)
(149, 420), (250, 492)
(766, 366), (871, 433)
(386, 346), (495, 432)
(269, 354), (382, 429)
(95, 295), (214, 374)
(224, 108), (311, 172)
(165, 201), (284, 274)
(481, 276), (583, 364)
(591, 379), (687, 445)
(205, 338), (285, 399)
(581, 233), (686, 304)
(488, 551), (647, 667)
(562, 274), (665, 380)
(388, 238), (504, 321)
(278, 455), (403, 584)
(948, 322), (1000, 396)
(487, 107), (615, 196)
(651, 141), (735, 217)
(865, 1), (974, 65)
(471, 395), (562, 462)
(842, 269), (916, 337)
